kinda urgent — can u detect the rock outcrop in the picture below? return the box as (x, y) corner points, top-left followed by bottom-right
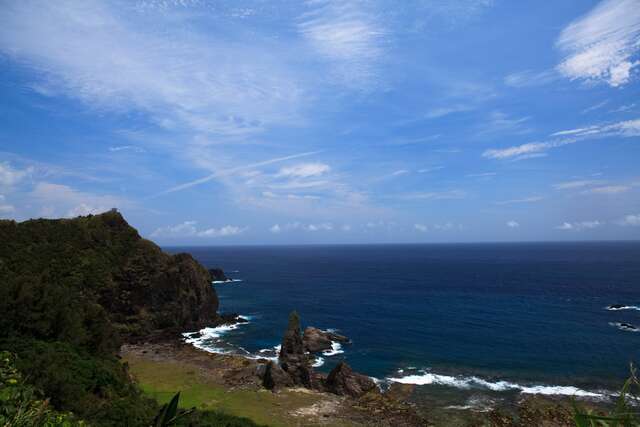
(278, 311), (313, 387)
(208, 268), (229, 282)
(303, 327), (350, 353)
(324, 361), (377, 398)
(0, 209), (220, 346)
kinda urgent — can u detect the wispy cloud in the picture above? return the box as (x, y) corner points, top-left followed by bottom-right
(155, 151), (321, 196)
(478, 111), (532, 136)
(556, 0), (640, 87)
(396, 190), (466, 201)
(0, 195), (15, 215)
(0, 1), (304, 137)
(0, 162), (32, 187)
(297, 0), (386, 88)
(424, 105), (473, 119)
(581, 100), (609, 114)
(151, 221), (246, 238)
(553, 180), (603, 190)
(617, 213), (640, 226)
(504, 69), (558, 88)
(495, 196), (544, 205)
(506, 220), (520, 228)
(483, 118), (640, 159)
(556, 220), (603, 231)
(30, 182), (126, 218)
(276, 163), (331, 179)
(582, 185), (631, 195)
(414, 223), (428, 232)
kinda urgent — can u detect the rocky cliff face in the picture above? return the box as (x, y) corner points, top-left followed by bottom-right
(0, 210), (219, 347)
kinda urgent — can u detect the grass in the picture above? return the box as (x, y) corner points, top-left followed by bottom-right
(123, 354), (353, 427)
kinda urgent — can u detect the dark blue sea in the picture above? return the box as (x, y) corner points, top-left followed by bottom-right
(168, 242), (640, 407)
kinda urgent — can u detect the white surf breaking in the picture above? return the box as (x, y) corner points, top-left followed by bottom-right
(607, 305), (640, 311)
(387, 369), (608, 399)
(322, 341), (344, 356)
(212, 279), (243, 284)
(182, 315), (251, 355)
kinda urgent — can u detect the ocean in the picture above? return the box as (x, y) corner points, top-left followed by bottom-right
(167, 242), (640, 408)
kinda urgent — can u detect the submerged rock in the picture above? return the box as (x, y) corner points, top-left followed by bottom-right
(324, 361), (377, 398)
(303, 326), (350, 353)
(279, 311), (312, 387)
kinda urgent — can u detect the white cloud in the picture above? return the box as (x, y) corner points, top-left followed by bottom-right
(108, 145), (145, 153)
(495, 196), (544, 205)
(151, 221), (246, 238)
(433, 222), (463, 231)
(297, 1), (386, 88)
(582, 185), (631, 195)
(0, 162), (31, 187)
(269, 224), (282, 233)
(483, 118), (640, 160)
(414, 223), (428, 232)
(418, 166), (445, 173)
(30, 182), (124, 218)
(556, 0), (640, 87)
(0, 1), (304, 138)
(269, 222), (334, 233)
(0, 194), (15, 215)
(553, 180), (603, 190)
(478, 111), (531, 136)
(504, 69), (558, 87)
(506, 220), (520, 228)
(618, 214), (640, 226)
(556, 220), (603, 231)
(397, 190), (466, 201)
(276, 163), (331, 179)
(391, 169), (409, 177)
(424, 105), (473, 119)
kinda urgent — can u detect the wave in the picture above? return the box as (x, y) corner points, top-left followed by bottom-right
(607, 304), (640, 311)
(312, 357), (325, 367)
(322, 341), (344, 356)
(212, 279), (243, 284)
(183, 318), (250, 354)
(609, 322), (639, 332)
(387, 369), (607, 399)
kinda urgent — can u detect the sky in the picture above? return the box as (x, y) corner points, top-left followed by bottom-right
(0, 0), (639, 245)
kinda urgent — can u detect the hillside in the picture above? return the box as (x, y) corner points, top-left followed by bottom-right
(0, 210), (260, 426)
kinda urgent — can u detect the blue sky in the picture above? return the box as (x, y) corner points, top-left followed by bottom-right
(1, 0), (639, 244)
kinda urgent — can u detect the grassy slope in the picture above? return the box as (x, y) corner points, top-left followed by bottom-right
(124, 354), (356, 427)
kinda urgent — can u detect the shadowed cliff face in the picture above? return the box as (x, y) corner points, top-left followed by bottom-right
(0, 210), (218, 351)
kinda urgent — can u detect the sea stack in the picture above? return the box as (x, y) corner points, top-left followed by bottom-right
(278, 311), (312, 387)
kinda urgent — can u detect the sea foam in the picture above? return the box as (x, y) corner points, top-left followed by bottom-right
(322, 341), (344, 356)
(387, 369), (606, 399)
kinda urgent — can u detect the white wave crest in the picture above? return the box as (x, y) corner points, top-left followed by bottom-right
(387, 370), (606, 399)
(607, 305), (640, 311)
(609, 322), (639, 332)
(312, 357), (325, 367)
(212, 279), (243, 284)
(183, 320), (249, 354)
(322, 341), (344, 356)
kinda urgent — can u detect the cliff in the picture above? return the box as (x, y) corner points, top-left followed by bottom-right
(0, 209), (218, 350)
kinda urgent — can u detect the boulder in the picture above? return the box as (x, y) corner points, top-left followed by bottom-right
(260, 361), (294, 390)
(324, 361), (377, 398)
(303, 327), (350, 353)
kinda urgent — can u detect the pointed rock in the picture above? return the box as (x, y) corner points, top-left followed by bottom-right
(325, 361), (377, 397)
(278, 311), (312, 387)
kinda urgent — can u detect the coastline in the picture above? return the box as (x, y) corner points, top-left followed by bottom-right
(122, 316), (615, 427)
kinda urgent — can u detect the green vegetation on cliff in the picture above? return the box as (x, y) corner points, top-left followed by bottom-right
(0, 211), (261, 426)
